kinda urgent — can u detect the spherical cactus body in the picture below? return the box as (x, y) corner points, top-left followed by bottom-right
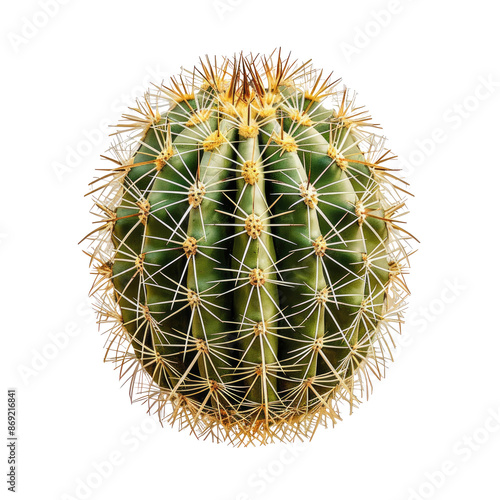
(85, 51), (413, 445)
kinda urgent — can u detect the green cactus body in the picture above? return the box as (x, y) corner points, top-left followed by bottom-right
(85, 52), (413, 445)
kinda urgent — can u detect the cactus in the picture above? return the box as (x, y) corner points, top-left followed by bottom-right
(84, 51), (414, 445)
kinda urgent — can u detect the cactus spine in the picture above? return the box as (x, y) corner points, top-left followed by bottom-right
(84, 51), (414, 445)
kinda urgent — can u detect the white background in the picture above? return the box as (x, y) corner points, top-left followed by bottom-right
(2, 0), (500, 499)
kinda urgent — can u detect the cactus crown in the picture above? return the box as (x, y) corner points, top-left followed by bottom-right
(84, 50), (414, 446)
